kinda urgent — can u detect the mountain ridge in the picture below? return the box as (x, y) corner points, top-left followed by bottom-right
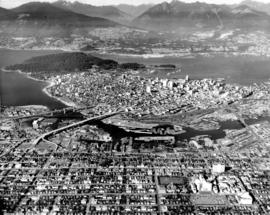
(0, 7), (17, 20)
(240, 0), (270, 15)
(52, 0), (130, 23)
(11, 2), (117, 23)
(132, 0), (270, 32)
(116, 4), (154, 18)
(0, 2), (119, 37)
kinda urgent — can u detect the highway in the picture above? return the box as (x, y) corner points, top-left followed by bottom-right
(33, 110), (124, 147)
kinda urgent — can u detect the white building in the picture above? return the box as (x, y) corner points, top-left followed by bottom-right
(146, 85), (151, 94)
(237, 192), (253, 205)
(212, 163), (225, 174)
(167, 80), (174, 89)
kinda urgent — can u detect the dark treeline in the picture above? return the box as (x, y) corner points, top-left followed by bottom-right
(154, 64), (176, 69)
(6, 52), (117, 73)
(6, 52), (146, 73)
(119, 63), (146, 70)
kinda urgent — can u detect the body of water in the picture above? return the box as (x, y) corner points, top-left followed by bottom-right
(95, 53), (270, 85)
(0, 49), (65, 109)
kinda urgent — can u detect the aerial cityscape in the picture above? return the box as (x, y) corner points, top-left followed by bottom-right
(1, 0), (270, 214)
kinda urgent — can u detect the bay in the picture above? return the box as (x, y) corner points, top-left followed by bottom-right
(0, 49), (65, 109)
(95, 53), (270, 85)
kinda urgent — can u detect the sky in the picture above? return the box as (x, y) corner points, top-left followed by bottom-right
(1, 0), (270, 8)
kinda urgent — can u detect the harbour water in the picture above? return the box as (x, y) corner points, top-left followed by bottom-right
(0, 49), (65, 109)
(95, 53), (270, 85)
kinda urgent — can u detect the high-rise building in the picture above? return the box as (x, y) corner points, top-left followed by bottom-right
(146, 85), (151, 94)
(167, 80), (173, 89)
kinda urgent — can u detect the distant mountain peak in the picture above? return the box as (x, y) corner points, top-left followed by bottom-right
(11, 1), (120, 23)
(116, 3), (154, 18)
(240, 0), (270, 15)
(241, 0), (258, 4)
(232, 5), (255, 15)
(53, 0), (129, 23)
(236, 4), (252, 10)
(133, 0), (270, 32)
(0, 7), (16, 20)
(0, 1), (119, 37)
(57, 0), (71, 6)
(12, 2), (66, 13)
(159, 2), (171, 11)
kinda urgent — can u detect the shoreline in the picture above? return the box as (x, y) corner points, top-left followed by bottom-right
(2, 47), (270, 60)
(94, 51), (197, 59)
(42, 79), (78, 108)
(2, 68), (78, 109)
(0, 46), (72, 52)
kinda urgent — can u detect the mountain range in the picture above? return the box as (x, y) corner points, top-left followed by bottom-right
(1, 0), (270, 37)
(0, 7), (17, 20)
(52, 0), (131, 24)
(0, 2), (118, 36)
(51, 1), (154, 24)
(116, 4), (154, 18)
(132, 0), (270, 32)
(241, 0), (270, 15)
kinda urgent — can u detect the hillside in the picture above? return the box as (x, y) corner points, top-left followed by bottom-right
(132, 0), (270, 32)
(53, 0), (130, 23)
(241, 0), (270, 15)
(5, 52), (119, 73)
(0, 2), (118, 37)
(0, 7), (16, 20)
(116, 4), (154, 18)
(11, 2), (117, 25)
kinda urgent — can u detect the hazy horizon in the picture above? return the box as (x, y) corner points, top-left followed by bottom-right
(1, 0), (270, 9)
